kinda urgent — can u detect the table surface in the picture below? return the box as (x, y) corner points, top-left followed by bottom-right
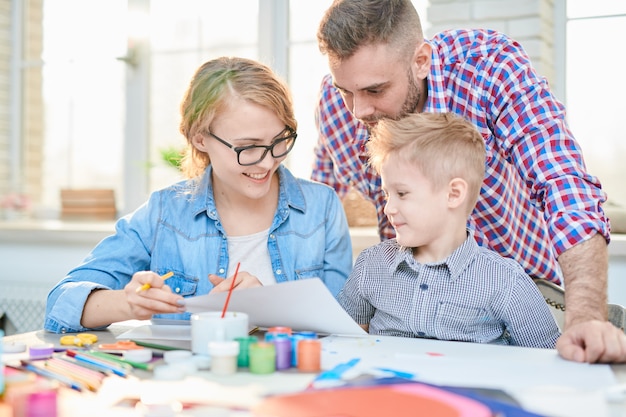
(3, 321), (626, 417)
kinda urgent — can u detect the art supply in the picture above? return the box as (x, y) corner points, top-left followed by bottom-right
(123, 348), (152, 363)
(28, 344), (54, 360)
(153, 365), (185, 381)
(65, 350), (129, 377)
(291, 331), (317, 366)
(25, 389), (58, 417)
(88, 350), (153, 371)
(97, 340), (143, 352)
(43, 358), (103, 392)
(297, 339), (321, 372)
(208, 341), (239, 375)
(221, 262), (240, 318)
(135, 271), (174, 293)
(271, 335), (292, 370)
(163, 350), (192, 364)
(248, 342), (276, 375)
(308, 358), (360, 389)
(235, 335), (258, 367)
(3, 340), (26, 354)
(265, 326), (292, 342)
(17, 362), (85, 392)
(59, 333), (98, 347)
(130, 339), (183, 352)
(190, 311), (249, 355)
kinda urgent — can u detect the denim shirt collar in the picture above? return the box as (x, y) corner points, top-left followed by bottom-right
(190, 164), (307, 229)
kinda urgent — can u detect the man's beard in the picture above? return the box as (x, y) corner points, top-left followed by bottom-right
(363, 69), (422, 126)
(398, 69), (421, 119)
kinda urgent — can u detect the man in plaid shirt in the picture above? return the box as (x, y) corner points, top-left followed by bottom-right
(313, 0), (626, 363)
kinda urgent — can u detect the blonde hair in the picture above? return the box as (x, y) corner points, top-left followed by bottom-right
(369, 113), (485, 213)
(178, 57), (296, 178)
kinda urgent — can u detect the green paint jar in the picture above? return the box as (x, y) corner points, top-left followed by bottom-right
(235, 335), (258, 367)
(248, 342), (276, 374)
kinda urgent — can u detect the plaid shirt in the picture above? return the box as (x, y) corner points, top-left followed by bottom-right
(337, 235), (561, 348)
(312, 29), (610, 284)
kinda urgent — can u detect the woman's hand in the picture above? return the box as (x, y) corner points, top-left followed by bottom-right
(125, 271), (186, 320)
(208, 271), (263, 293)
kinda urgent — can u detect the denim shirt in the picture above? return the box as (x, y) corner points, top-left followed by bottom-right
(45, 165), (353, 333)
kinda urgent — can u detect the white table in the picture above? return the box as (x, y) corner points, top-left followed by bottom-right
(2, 321), (626, 417)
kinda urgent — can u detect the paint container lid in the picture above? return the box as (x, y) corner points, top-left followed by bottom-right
(163, 350), (192, 364)
(28, 344), (54, 360)
(123, 348), (152, 363)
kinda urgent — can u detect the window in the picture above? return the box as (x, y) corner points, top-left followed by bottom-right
(565, 0), (626, 209)
(27, 0), (430, 218)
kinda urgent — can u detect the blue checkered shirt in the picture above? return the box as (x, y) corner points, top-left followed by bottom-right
(337, 235), (561, 348)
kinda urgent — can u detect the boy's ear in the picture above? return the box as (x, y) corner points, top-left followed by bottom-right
(447, 178), (467, 209)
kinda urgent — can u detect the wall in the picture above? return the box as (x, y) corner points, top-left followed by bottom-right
(427, 0), (555, 86)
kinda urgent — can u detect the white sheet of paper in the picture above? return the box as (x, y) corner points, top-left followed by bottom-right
(185, 278), (367, 336)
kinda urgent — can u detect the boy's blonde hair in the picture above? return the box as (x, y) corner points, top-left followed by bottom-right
(369, 113), (485, 214)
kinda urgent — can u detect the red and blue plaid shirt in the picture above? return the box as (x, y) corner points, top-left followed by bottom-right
(312, 29), (610, 285)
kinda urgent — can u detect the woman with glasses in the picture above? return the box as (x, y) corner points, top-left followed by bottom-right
(44, 57), (352, 333)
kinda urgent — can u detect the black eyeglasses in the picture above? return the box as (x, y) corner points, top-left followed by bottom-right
(207, 127), (297, 166)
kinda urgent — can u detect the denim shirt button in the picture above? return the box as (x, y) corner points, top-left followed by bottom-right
(269, 234), (275, 239)
(219, 268), (225, 274)
(175, 287), (181, 293)
(276, 269), (282, 275)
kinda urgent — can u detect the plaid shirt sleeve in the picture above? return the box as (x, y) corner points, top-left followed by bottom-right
(311, 74), (352, 198)
(459, 30), (610, 254)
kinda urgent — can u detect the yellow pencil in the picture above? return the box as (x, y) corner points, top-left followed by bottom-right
(135, 271), (174, 293)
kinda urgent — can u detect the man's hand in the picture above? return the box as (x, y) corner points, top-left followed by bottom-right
(556, 320), (626, 363)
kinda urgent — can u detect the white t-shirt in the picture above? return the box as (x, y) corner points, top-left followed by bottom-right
(227, 228), (276, 286)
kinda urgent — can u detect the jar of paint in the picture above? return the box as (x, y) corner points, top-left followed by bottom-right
(248, 342), (276, 374)
(208, 341), (239, 376)
(297, 339), (321, 372)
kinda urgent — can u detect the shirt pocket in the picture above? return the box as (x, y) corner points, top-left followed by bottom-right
(294, 264), (324, 280)
(161, 272), (199, 296)
(434, 302), (500, 343)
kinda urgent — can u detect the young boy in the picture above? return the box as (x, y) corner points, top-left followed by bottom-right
(337, 113), (561, 348)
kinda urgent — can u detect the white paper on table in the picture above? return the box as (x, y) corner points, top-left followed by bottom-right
(185, 278), (367, 336)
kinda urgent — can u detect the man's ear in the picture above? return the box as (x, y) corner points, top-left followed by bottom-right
(413, 41), (432, 80)
(447, 178), (468, 209)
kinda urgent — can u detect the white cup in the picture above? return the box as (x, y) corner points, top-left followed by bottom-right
(190, 311), (249, 356)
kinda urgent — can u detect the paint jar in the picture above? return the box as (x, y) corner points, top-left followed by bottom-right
(25, 389), (58, 417)
(235, 335), (258, 368)
(248, 342), (276, 374)
(271, 334), (292, 370)
(297, 339), (322, 372)
(208, 341), (239, 375)
(290, 331), (318, 367)
(264, 326), (292, 342)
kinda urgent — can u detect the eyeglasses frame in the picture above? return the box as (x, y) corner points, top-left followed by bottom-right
(206, 127), (297, 166)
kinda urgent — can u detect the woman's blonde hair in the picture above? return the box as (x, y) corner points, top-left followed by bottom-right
(369, 113), (485, 214)
(178, 57), (296, 178)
